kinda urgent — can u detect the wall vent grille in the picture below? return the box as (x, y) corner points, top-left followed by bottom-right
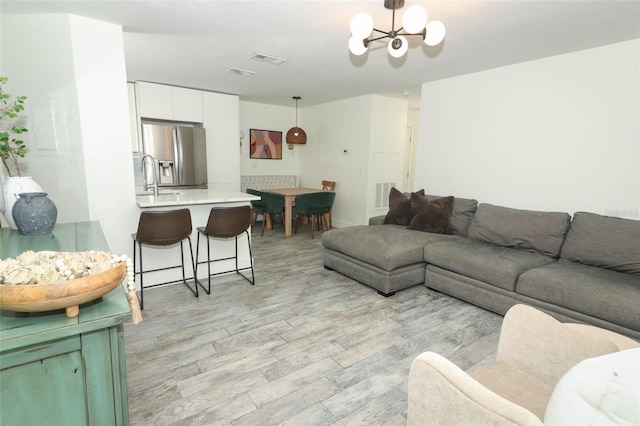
(375, 182), (395, 209)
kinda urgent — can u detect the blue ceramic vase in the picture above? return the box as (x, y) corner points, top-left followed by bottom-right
(12, 192), (58, 235)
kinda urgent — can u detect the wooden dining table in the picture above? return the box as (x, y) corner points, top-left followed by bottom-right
(260, 187), (325, 236)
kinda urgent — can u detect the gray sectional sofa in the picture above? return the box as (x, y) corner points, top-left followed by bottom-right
(322, 193), (640, 339)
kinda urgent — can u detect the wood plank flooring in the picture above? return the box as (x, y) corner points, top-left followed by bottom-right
(124, 226), (503, 425)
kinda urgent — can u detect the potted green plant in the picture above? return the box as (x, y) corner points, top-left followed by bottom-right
(1, 76), (28, 177)
(0, 76), (43, 230)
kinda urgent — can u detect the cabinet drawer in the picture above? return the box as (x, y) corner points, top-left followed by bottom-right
(0, 335), (81, 370)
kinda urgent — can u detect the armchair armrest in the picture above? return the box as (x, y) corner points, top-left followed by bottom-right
(407, 351), (542, 426)
(496, 304), (620, 387)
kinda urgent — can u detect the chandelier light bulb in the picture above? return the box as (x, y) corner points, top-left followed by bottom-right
(349, 35), (368, 55)
(388, 36), (408, 58)
(350, 12), (374, 38)
(424, 20), (446, 46)
(402, 5), (428, 34)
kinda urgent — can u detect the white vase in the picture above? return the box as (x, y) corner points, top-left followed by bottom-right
(3, 176), (43, 230)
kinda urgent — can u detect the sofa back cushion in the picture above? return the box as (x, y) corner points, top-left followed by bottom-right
(467, 204), (571, 257)
(426, 195), (478, 236)
(560, 212), (640, 275)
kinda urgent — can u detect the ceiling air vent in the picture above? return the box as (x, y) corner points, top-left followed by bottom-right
(227, 68), (255, 77)
(250, 53), (287, 65)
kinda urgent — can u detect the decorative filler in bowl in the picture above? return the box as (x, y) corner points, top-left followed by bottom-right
(0, 250), (141, 321)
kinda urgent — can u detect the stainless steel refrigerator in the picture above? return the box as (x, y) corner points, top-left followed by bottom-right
(140, 123), (208, 188)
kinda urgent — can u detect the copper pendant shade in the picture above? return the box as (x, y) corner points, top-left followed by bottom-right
(286, 96), (306, 148)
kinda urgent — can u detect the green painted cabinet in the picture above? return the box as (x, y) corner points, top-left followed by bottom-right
(0, 222), (132, 425)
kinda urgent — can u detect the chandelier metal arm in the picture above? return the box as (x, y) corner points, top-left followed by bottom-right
(366, 26), (426, 44)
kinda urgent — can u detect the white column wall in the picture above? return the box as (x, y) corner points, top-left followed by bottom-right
(1, 14), (137, 256)
(71, 15), (139, 256)
(203, 91), (241, 191)
(1, 14), (91, 223)
(416, 39), (640, 218)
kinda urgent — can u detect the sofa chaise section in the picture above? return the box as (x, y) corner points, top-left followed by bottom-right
(322, 224), (461, 296)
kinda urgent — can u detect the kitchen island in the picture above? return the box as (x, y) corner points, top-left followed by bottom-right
(135, 188), (258, 208)
(134, 188), (259, 290)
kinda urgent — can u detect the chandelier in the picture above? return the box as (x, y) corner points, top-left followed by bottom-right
(348, 0), (446, 58)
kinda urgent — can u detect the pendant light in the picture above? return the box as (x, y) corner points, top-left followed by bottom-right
(286, 96), (306, 150)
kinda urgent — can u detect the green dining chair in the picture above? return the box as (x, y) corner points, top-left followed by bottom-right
(246, 188), (285, 236)
(294, 191), (336, 238)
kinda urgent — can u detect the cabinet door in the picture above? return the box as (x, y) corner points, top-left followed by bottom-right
(173, 86), (203, 122)
(1, 351), (88, 425)
(136, 81), (173, 120)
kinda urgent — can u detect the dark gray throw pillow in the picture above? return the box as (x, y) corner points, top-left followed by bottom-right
(407, 194), (454, 234)
(384, 187), (425, 226)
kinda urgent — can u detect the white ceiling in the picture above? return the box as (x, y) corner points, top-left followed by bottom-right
(2, 1), (639, 108)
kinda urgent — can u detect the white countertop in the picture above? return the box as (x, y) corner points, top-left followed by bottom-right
(136, 188), (259, 208)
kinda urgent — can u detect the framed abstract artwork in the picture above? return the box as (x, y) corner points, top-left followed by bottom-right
(250, 129), (282, 159)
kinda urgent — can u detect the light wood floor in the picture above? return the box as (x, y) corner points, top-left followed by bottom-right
(124, 226), (503, 425)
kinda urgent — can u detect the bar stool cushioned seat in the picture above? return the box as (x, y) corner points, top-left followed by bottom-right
(132, 208), (198, 309)
(195, 205), (255, 294)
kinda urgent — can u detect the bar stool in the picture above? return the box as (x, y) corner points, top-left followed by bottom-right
(132, 208), (198, 309)
(195, 205), (255, 294)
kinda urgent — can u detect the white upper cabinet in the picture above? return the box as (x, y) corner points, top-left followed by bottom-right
(172, 87), (203, 122)
(135, 81), (203, 122)
(136, 81), (173, 119)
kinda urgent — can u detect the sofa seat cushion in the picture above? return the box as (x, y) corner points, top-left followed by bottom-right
(516, 260), (640, 332)
(467, 204), (571, 257)
(561, 212), (640, 276)
(322, 225), (460, 272)
(424, 239), (556, 291)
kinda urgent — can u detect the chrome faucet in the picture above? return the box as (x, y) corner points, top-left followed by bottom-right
(140, 154), (159, 197)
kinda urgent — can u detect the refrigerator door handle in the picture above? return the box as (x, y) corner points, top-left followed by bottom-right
(174, 126), (183, 185)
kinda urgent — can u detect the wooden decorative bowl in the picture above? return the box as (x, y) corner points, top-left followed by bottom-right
(0, 262), (126, 318)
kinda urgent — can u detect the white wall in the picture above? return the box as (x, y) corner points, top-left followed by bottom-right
(1, 14), (138, 256)
(1, 14), (91, 223)
(416, 39), (640, 219)
(301, 96), (371, 227)
(239, 101), (299, 177)
(302, 95), (408, 226)
(368, 95), (409, 217)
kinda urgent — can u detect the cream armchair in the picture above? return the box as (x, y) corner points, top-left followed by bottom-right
(407, 304), (639, 425)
